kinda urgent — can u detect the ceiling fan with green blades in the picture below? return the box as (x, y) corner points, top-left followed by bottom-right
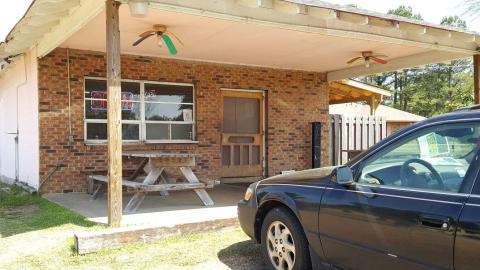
(132, 24), (183, 55)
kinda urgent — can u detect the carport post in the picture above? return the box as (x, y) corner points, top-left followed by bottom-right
(474, 55), (480, 104)
(106, 0), (122, 227)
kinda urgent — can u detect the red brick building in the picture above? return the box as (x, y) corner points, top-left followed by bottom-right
(38, 48), (329, 193)
(1, 0), (478, 193)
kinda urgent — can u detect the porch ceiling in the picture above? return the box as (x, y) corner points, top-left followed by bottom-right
(61, 5), (432, 75)
(2, 0), (479, 80)
(329, 79), (391, 105)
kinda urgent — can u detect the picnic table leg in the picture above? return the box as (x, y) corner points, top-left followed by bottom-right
(144, 161), (169, 196)
(179, 167), (214, 206)
(91, 183), (104, 200)
(124, 165), (164, 213)
(128, 158), (148, 181)
(158, 170), (171, 196)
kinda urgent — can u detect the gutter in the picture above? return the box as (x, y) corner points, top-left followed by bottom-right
(287, 0), (480, 36)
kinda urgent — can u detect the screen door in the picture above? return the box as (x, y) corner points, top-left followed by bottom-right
(220, 91), (263, 178)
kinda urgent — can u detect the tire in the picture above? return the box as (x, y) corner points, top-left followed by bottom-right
(261, 207), (312, 270)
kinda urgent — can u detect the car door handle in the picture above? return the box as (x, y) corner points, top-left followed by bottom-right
(419, 214), (451, 230)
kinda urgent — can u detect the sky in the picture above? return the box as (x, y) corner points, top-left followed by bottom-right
(1, 0), (479, 41)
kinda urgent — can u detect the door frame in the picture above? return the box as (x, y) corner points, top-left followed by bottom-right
(220, 88), (266, 177)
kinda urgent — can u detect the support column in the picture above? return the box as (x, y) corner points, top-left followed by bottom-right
(106, 0), (122, 227)
(368, 95), (379, 115)
(474, 55), (480, 104)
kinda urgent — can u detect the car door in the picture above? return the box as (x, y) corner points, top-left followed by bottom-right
(455, 157), (480, 270)
(319, 121), (480, 270)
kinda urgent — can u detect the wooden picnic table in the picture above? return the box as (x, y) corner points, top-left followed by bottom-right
(90, 151), (215, 213)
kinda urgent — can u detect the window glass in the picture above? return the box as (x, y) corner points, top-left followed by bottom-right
(84, 79), (194, 142)
(85, 80), (141, 121)
(84, 79), (106, 99)
(86, 123), (107, 140)
(357, 123), (480, 193)
(145, 84), (193, 103)
(122, 124), (140, 140)
(84, 100), (141, 120)
(86, 123), (140, 141)
(145, 103), (193, 121)
(145, 123), (169, 140)
(144, 83), (194, 141)
(171, 124), (194, 140)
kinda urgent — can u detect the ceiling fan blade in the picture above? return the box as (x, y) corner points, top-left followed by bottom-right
(165, 30), (184, 46)
(132, 33), (154, 46)
(371, 57), (388, 64)
(139, 30), (155, 37)
(371, 54), (388, 59)
(347, 57), (364, 65)
(347, 56), (362, 64)
(161, 34), (178, 55)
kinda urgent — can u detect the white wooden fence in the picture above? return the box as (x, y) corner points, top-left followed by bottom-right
(329, 114), (387, 165)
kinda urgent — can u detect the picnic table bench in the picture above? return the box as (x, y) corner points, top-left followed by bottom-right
(89, 151), (218, 213)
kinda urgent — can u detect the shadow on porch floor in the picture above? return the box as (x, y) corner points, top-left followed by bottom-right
(43, 184), (246, 227)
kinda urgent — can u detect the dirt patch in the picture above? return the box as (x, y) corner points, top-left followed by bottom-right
(0, 205), (40, 218)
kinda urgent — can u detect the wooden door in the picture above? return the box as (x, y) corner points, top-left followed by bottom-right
(220, 91), (263, 178)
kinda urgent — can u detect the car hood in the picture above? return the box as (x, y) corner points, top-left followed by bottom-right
(260, 166), (338, 184)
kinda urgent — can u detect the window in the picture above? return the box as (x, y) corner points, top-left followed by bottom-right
(357, 123), (480, 193)
(84, 78), (195, 143)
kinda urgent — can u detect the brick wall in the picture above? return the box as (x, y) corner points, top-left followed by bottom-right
(38, 48), (329, 193)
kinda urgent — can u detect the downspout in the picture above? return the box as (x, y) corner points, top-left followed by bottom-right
(39, 49), (74, 190)
(67, 48), (73, 142)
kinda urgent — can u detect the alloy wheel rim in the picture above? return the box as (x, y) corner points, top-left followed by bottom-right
(266, 221), (296, 270)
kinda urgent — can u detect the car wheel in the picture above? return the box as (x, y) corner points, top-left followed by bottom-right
(261, 207), (311, 270)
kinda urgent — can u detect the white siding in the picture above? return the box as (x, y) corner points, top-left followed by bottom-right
(0, 48), (39, 190)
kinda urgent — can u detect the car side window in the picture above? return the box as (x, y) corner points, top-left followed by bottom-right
(357, 122), (480, 193)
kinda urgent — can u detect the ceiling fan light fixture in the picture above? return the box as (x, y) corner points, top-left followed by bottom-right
(129, 0), (149, 18)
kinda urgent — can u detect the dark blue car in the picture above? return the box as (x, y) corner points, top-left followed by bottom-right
(238, 107), (480, 270)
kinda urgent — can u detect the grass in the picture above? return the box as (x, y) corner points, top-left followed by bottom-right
(0, 183), (96, 237)
(0, 183), (263, 270)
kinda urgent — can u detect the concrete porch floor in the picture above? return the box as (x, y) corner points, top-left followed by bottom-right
(44, 184), (247, 227)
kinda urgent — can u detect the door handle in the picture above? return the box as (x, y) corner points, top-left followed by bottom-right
(419, 214), (451, 230)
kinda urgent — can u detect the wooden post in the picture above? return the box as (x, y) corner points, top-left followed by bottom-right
(106, 0), (122, 227)
(368, 95), (378, 115)
(474, 55), (480, 104)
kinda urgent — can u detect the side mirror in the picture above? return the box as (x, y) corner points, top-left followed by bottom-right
(333, 166), (354, 186)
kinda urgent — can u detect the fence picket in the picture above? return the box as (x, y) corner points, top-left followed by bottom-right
(381, 116), (387, 139)
(361, 116), (368, 150)
(341, 115), (348, 164)
(368, 116), (374, 148)
(348, 116), (355, 154)
(355, 116), (361, 151)
(375, 117), (381, 143)
(330, 114), (386, 165)
(333, 115), (340, 165)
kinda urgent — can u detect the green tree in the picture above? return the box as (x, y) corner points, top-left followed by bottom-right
(359, 8), (474, 117)
(387, 5), (423, 20)
(440, 16), (467, 28)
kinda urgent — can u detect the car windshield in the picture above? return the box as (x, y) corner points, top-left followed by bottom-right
(359, 123), (480, 193)
(374, 128), (479, 163)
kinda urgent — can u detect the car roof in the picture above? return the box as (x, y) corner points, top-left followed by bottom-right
(425, 107), (480, 123)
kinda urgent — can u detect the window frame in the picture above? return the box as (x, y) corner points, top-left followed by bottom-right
(353, 121), (480, 195)
(83, 77), (196, 144)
